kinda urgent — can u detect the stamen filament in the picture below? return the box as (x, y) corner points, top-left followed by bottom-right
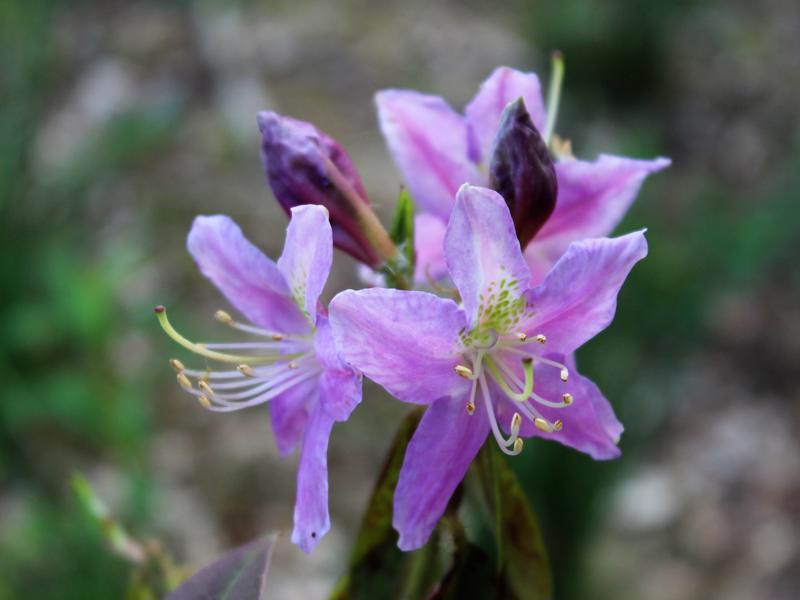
(202, 369), (319, 412)
(478, 372), (522, 456)
(485, 356), (533, 403)
(155, 306), (302, 364)
(544, 50), (565, 144)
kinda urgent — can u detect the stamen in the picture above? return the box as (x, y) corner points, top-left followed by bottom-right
(170, 358), (185, 373)
(197, 395), (211, 408)
(560, 369), (569, 382)
(513, 438), (524, 453)
(510, 412), (522, 437)
(198, 380), (215, 396)
(238, 364), (255, 377)
(535, 334), (546, 344)
(466, 401), (476, 415)
(533, 417), (562, 433)
(201, 368), (320, 412)
(562, 393), (573, 406)
(515, 332), (527, 342)
(544, 50), (565, 144)
(454, 365), (473, 379)
(177, 373), (193, 390)
(155, 306), (301, 365)
(478, 373), (522, 456)
(214, 310), (233, 325)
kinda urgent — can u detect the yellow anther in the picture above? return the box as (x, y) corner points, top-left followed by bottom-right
(535, 334), (547, 344)
(534, 417), (552, 433)
(466, 401), (476, 415)
(237, 364), (255, 377)
(560, 368), (569, 382)
(177, 373), (193, 390)
(198, 380), (215, 396)
(516, 332), (527, 342)
(271, 333), (284, 341)
(510, 412), (522, 434)
(214, 310), (233, 325)
(288, 361), (299, 369)
(197, 395), (211, 408)
(170, 358), (185, 373)
(553, 419), (563, 431)
(562, 393), (573, 406)
(454, 365), (473, 379)
(513, 438), (524, 453)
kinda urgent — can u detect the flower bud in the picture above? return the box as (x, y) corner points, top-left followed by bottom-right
(488, 98), (558, 248)
(258, 111), (394, 268)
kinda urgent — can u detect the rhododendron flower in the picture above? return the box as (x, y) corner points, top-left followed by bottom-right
(156, 205), (361, 553)
(329, 184), (647, 550)
(376, 66), (668, 282)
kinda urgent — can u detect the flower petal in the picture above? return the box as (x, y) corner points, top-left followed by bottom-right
(393, 397), (490, 550)
(291, 403), (335, 553)
(269, 377), (316, 456)
(524, 231), (648, 354)
(444, 185), (531, 329)
(278, 204), (333, 324)
(329, 288), (468, 405)
(495, 354), (622, 460)
(526, 155), (669, 281)
(314, 317), (362, 421)
(465, 66), (547, 165)
(187, 215), (308, 334)
(375, 89), (481, 220)
(413, 213), (448, 283)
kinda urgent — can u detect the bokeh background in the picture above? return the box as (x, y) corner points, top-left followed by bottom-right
(2, 0), (799, 598)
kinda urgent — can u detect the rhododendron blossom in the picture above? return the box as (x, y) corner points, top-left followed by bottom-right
(330, 184), (647, 550)
(156, 205), (361, 553)
(376, 66), (668, 283)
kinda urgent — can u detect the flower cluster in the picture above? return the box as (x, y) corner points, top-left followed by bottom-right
(157, 65), (668, 553)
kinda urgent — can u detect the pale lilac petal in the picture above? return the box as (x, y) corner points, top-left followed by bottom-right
(495, 354), (622, 460)
(278, 204), (333, 324)
(465, 67), (547, 164)
(394, 397), (490, 550)
(329, 289), (468, 405)
(187, 215), (308, 334)
(523, 231), (648, 354)
(444, 185), (531, 328)
(376, 90), (481, 220)
(413, 213), (448, 283)
(527, 155), (669, 279)
(291, 403), (335, 553)
(269, 377), (317, 456)
(314, 317), (362, 421)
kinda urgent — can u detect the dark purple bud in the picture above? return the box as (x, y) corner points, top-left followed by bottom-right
(258, 111), (393, 268)
(488, 98), (558, 248)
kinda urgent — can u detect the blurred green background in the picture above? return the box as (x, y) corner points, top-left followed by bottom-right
(2, 0), (799, 598)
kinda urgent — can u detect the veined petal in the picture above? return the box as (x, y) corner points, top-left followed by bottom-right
(465, 66), (547, 165)
(314, 317), (362, 422)
(527, 155), (669, 279)
(393, 397), (490, 550)
(278, 204), (333, 324)
(523, 231), (648, 354)
(187, 215), (308, 334)
(444, 185), (531, 330)
(329, 289), (468, 405)
(496, 354), (622, 460)
(291, 403), (335, 553)
(375, 89), (481, 220)
(413, 213), (448, 283)
(269, 377), (317, 456)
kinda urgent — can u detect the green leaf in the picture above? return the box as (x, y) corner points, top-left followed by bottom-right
(474, 447), (553, 600)
(165, 535), (277, 600)
(382, 188), (416, 289)
(329, 407), (446, 600)
(430, 541), (495, 600)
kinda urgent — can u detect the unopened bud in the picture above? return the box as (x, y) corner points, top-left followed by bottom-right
(257, 111), (395, 268)
(488, 98), (558, 248)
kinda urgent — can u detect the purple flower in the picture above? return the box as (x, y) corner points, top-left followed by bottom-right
(156, 205), (361, 553)
(258, 111), (395, 269)
(376, 66), (669, 282)
(329, 184), (647, 550)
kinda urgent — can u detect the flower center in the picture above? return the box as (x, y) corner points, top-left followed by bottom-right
(454, 330), (573, 456)
(155, 306), (320, 412)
